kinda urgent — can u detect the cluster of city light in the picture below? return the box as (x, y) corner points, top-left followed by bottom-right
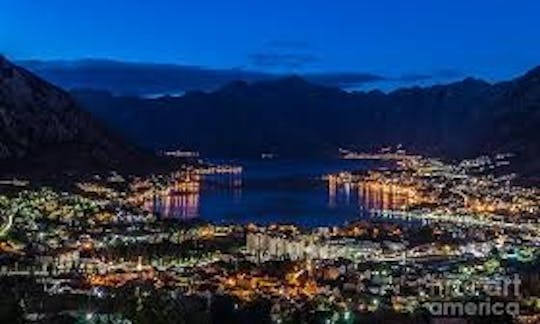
(331, 151), (540, 222)
(0, 153), (539, 322)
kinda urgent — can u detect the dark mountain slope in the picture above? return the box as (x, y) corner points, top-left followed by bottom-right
(72, 65), (539, 178)
(0, 56), (152, 176)
(485, 66), (540, 180)
(72, 76), (499, 157)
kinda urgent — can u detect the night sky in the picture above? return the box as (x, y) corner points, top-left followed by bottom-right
(2, 0), (540, 81)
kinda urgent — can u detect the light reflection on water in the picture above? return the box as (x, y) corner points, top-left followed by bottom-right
(328, 178), (411, 211)
(358, 182), (411, 211)
(146, 159), (409, 227)
(146, 193), (200, 220)
(145, 170), (242, 221)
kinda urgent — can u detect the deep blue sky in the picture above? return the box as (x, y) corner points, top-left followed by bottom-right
(2, 0), (540, 80)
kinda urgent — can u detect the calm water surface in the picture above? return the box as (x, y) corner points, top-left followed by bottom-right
(149, 159), (406, 227)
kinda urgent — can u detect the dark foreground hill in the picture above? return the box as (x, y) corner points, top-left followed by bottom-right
(0, 56), (170, 178)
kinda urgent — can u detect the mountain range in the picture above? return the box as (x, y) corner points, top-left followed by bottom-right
(1, 55), (538, 183)
(70, 66), (539, 181)
(17, 59), (440, 96)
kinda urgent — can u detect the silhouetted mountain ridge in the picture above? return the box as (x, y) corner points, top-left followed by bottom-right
(18, 59), (390, 96)
(72, 67), (539, 180)
(0, 56), (156, 176)
(485, 66), (540, 180)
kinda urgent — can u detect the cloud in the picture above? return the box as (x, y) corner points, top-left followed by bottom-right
(395, 69), (463, 83)
(304, 72), (386, 87)
(399, 68), (463, 80)
(248, 53), (320, 69)
(19, 58), (472, 96)
(398, 73), (433, 82)
(249, 39), (320, 69)
(434, 68), (462, 79)
(266, 40), (313, 50)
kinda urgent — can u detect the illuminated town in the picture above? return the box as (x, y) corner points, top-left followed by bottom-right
(3, 1), (540, 322)
(0, 151), (538, 323)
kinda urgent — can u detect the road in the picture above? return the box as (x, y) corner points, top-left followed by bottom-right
(0, 211), (14, 237)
